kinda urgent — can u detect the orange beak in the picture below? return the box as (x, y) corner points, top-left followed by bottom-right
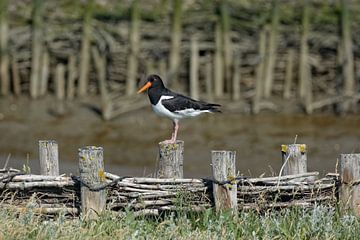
(137, 81), (152, 94)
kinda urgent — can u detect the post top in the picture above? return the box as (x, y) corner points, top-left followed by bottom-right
(158, 140), (184, 146)
(78, 146), (103, 152)
(39, 140), (57, 144)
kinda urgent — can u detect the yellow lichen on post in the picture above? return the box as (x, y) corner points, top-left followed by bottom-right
(79, 146), (106, 219)
(212, 150), (237, 213)
(281, 144), (307, 176)
(157, 140), (184, 178)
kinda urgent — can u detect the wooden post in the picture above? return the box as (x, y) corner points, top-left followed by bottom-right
(30, 0), (44, 98)
(157, 141), (184, 178)
(78, 0), (94, 97)
(340, 154), (360, 216)
(190, 36), (199, 99)
(211, 150), (237, 213)
(79, 146), (106, 219)
(126, 0), (140, 96)
(39, 140), (59, 176)
(281, 144), (307, 175)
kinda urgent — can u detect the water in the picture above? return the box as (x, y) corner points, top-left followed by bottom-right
(0, 97), (359, 178)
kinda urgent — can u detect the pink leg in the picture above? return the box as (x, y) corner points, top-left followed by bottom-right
(163, 121), (179, 144)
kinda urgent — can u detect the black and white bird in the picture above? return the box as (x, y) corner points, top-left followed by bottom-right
(137, 74), (221, 143)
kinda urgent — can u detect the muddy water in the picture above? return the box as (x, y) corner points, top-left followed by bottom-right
(0, 97), (359, 178)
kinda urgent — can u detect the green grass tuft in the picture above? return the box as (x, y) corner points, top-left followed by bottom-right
(0, 205), (359, 239)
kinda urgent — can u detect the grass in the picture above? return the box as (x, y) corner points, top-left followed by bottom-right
(0, 205), (359, 239)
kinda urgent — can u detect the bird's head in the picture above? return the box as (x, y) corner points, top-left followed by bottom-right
(137, 74), (165, 93)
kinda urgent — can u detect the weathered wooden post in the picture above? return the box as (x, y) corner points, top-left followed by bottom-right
(156, 141), (184, 178)
(281, 144), (307, 175)
(340, 154), (360, 216)
(79, 146), (106, 219)
(39, 140), (59, 176)
(211, 150), (237, 213)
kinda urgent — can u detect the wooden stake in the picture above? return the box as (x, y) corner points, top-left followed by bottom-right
(67, 55), (76, 100)
(232, 52), (241, 101)
(0, 0), (9, 96)
(168, 0), (183, 86)
(78, 0), (94, 97)
(39, 50), (49, 96)
(340, 154), (360, 216)
(341, 0), (355, 112)
(211, 150), (237, 213)
(39, 140), (59, 176)
(299, 0), (310, 100)
(157, 140), (184, 178)
(263, 0), (279, 98)
(11, 55), (20, 96)
(214, 20), (224, 98)
(281, 144), (307, 176)
(92, 47), (111, 120)
(158, 58), (166, 82)
(253, 27), (267, 114)
(79, 146), (106, 219)
(190, 36), (199, 99)
(30, 0), (44, 98)
(55, 63), (65, 100)
(221, 0), (232, 93)
(126, 0), (140, 96)
(283, 49), (294, 99)
(205, 54), (213, 101)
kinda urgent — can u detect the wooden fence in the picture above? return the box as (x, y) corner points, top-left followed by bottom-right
(1, 140), (359, 219)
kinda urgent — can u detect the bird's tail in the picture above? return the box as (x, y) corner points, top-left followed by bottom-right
(206, 103), (222, 113)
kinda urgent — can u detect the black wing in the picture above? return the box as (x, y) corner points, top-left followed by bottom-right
(162, 91), (221, 113)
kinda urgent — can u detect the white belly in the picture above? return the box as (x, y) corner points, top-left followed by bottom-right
(152, 96), (209, 121)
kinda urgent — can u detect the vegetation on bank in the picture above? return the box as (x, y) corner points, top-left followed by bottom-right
(0, 205), (359, 239)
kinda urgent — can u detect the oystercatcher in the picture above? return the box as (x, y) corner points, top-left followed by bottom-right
(137, 74), (221, 143)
